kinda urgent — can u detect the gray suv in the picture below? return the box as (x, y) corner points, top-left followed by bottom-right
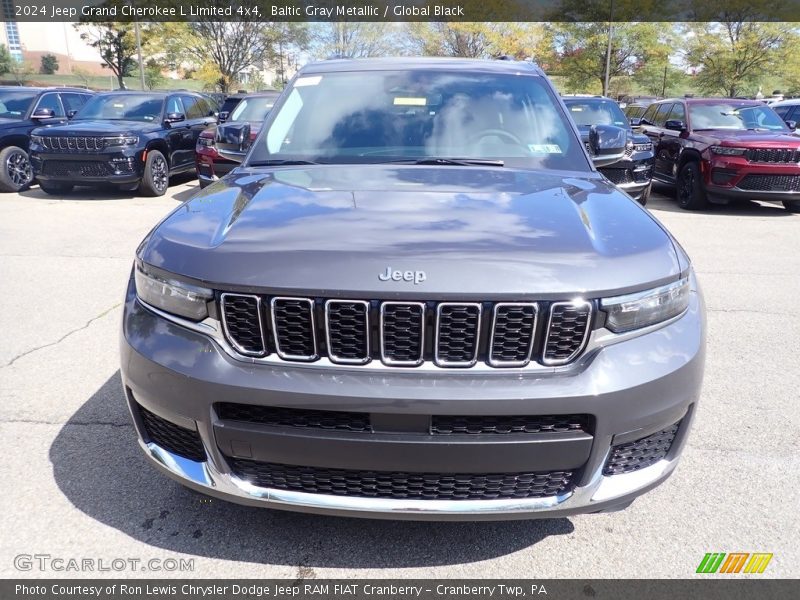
(121, 58), (706, 520)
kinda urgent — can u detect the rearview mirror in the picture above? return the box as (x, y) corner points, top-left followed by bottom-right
(665, 119), (686, 132)
(164, 112), (185, 125)
(629, 117), (642, 127)
(589, 124), (627, 168)
(218, 111), (229, 123)
(216, 122), (251, 163)
(785, 120), (797, 131)
(67, 109), (78, 119)
(31, 108), (56, 120)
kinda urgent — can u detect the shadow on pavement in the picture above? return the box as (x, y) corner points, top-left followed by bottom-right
(49, 372), (574, 569)
(21, 173), (199, 202)
(647, 184), (795, 217)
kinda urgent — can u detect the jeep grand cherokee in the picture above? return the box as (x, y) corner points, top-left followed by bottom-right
(121, 58), (706, 520)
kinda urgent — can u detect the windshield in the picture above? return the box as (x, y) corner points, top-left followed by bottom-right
(564, 99), (628, 128)
(74, 94), (164, 122)
(689, 103), (788, 131)
(230, 96), (277, 122)
(250, 69), (588, 170)
(0, 91), (37, 119)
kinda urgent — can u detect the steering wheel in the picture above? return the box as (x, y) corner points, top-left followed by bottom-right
(467, 128), (525, 147)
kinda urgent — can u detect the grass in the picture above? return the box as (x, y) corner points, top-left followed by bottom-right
(2, 73), (206, 92)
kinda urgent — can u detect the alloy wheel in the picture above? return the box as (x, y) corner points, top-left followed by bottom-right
(6, 150), (33, 189)
(151, 155), (168, 193)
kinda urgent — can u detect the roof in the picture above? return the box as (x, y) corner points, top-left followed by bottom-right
(95, 90), (205, 98)
(0, 86), (93, 93)
(562, 95), (615, 102)
(769, 98), (800, 107)
(301, 56), (544, 76)
(660, 97), (766, 106)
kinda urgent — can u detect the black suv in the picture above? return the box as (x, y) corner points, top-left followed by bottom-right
(29, 91), (217, 196)
(562, 95), (655, 204)
(0, 86), (93, 192)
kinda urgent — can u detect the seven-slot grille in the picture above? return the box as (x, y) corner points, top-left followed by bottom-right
(218, 296), (593, 369)
(745, 148), (800, 163)
(40, 136), (106, 151)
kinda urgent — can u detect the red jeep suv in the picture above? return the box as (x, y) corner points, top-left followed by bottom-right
(637, 98), (800, 211)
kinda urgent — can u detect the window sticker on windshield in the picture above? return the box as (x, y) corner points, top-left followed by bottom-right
(528, 144), (562, 155)
(394, 97), (427, 106)
(295, 76), (322, 87)
(113, 103), (124, 108)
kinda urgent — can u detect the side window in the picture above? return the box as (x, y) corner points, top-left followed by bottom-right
(166, 96), (184, 116)
(653, 103), (674, 127)
(34, 93), (65, 118)
(641, 103), (659, 125)
(196, 97), (212, 116)
(668, 102), (686, 124)
(60, 93), (87, 114)
(773, 105), (794, 120)
(181, 96), (203, 120)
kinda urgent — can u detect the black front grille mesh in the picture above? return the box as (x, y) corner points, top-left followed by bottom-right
(603, 422), (680, 475)
(601, 168), (634, 184)
(272, 298), (316, 359)
(138, 404), (206, 462)
(42, 160), (113, 178)
(219, 297), (593, 368)
(381, 303), (425, 364)
(738, 174), (800, 192)
(432, 414), (589, 435)
(326, 301), (369, 363)
(221, 294), (265, 356)
(228, 458), (575, 500)
(217, 403), (372, 432)
(435, 304), (481, 365)
(544, 303), (592, 364)
(745, 148), (800, 163)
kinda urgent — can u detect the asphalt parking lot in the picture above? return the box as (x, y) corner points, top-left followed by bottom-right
(1, 179), (798, 579)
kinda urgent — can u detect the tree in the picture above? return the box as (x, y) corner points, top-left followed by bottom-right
(405, 23), (541, 59)
(543, 22), (675, 95)
(8, 60), (35, 85)
(309, 23), (402, 59)
(143, 60), (164, 91)
(0, 44), (13, 76)
(74, 22), (139, 89)
(72, 67), (92, 88)
(40, 53), (59, 75)
(684, 20), (799, 97)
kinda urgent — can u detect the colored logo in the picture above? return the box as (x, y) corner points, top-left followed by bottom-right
(697, 552), (773, 574)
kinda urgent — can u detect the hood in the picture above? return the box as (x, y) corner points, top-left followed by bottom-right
(141, 165), (681, 297)
(0, 118), (23, 128)
(35, 119), (160, 136)
(702, 131), (800, 147)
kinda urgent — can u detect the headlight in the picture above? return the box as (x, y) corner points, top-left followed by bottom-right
(30, 135), (43, 146)
(710, 146), (746, 156)
(633, 142), (652, 152)
(601, 277), (690, 333)
(134, 263), (212, 321)
(104, 136), (138, 147)
(198, 136), (215, 147)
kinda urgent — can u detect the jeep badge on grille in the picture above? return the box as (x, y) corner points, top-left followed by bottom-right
(379, 267), (427, 285)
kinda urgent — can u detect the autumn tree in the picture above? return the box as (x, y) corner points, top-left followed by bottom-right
(309, 22), (402, 59)
(74, 22), (139, 89)
(405, 22), (542, 59)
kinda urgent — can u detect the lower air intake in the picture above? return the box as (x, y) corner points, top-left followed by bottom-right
(603, 421), (681, 475)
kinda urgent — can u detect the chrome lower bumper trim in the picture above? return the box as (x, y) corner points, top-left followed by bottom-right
(143, 440), (678, 516)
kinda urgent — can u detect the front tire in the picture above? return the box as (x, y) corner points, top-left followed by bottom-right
(0, 146), (34, 192)
(783, 199), (800, 213)
(637, 183), (651, 206)
(38, 180), (74, 195)
(676, 161), (708, 210)
(139, 150), (169, 197)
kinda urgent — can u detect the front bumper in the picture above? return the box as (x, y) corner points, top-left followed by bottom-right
(30, 148), (143, 185)
(195, 148), (236, 185)
(705, 157), (800, 202)
(600, 156), (654, 200)
(120, 275), (705, 520)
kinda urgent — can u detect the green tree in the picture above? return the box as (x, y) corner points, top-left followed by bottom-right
(309, 22), (402, 59)
(143, 60), (164, 91)
(405, 22), (542, 59)
(39, 53), (59, 75)
(74, 22), (139, 89)
(0, 44), (13, 76)
(684, 20), (799, 97)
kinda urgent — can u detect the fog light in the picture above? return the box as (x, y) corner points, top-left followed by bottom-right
(711, 168), (738, 186)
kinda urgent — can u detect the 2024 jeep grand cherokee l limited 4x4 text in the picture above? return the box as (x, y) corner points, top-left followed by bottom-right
(121, 58), (706, 520)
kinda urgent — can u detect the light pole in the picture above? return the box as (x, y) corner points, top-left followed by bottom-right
(603, 0), (614, 97)
(134, 19), (145, 90)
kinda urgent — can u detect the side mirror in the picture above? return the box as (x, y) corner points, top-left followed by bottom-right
(629, 117), (642, 127)
(665, 119), (686, 132)
(216, 122), (251, 163)
(164, 112), (185, 125)
(218, 111), (229, 123)
(32, 108), (56, 120)
(589, 124), (627, 167)
(785, 120), (797, 131)
(67, 109), (78, 119)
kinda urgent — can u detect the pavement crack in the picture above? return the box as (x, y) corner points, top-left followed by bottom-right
(2, 302), (122, 369)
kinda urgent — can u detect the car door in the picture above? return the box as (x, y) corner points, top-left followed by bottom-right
(180, 95), (214, 167)
(28, 92), (67, 130)
(641, 103), (676, 180)
(164, 95), (193, 169)
(658, 102), (687, 182)
(59, 92), (89, 119)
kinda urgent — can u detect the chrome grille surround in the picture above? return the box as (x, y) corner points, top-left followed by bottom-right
(542, 300), (593, 366)
(434, 302), (483, 367)
(270, 297), (318, 361)
(488, 302), (539, 367)
(220, 293), (267, 357)
(41, 136), (106, 152)
(324, 299), (371, 365)
(379, 301), (426, 367)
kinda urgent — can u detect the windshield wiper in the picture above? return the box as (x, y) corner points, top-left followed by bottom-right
(248, 159), (319, 166)
(384, 157), (505, 167)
